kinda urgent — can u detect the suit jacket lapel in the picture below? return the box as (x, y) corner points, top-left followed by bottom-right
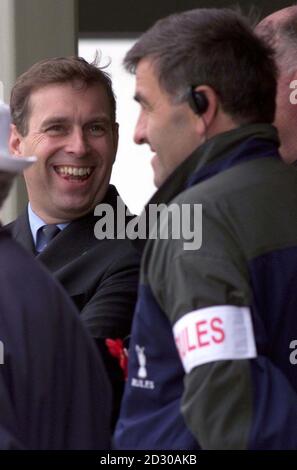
(37, 212), (96, 271)
(9, 211), (36, 255)
(37, 185), (124, 271)
(8, 185), (126, 273)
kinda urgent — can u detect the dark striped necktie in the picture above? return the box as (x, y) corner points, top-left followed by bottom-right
(38, 224), (60, 252)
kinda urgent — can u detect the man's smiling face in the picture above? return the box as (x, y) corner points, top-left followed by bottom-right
(133, 58), (200, 188)
(9, 81), (118, 223)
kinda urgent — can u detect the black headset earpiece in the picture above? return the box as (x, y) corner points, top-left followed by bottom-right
(188, 87), (209, 115)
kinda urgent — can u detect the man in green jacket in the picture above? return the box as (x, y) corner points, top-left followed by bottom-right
(115, 8), (297, 449)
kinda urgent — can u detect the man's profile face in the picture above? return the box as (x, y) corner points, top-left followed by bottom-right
(10, 82), (118, 222)
(274, 71), (297, 164)
(133, 59), (200, 188)
(256, 11), (297, 164)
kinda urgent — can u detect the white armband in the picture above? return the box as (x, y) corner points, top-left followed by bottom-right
(173, 305), (257, 373)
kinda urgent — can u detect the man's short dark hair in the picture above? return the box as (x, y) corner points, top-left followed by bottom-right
(10, 56), (116, 135)
(124, 8), (277, 124)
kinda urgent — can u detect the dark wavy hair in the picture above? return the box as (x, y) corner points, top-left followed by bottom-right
(124, 8), (277, 124)
(10, 55), (116, 135)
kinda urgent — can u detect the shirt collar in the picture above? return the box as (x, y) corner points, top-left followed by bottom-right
(27, 203), (69, 246)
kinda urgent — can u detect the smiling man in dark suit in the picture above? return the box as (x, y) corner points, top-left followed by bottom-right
(7, 56), (140, 424)
(0, 100), (111, 449)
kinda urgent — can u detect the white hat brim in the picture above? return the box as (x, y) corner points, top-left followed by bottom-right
(0, 154), (36, 173)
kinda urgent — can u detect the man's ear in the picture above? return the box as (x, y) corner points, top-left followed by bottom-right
(9, 124), (24, 156)
(192, 85), (229, 140)
(112, 122), (119, 163)
(193, 85), (219, 125)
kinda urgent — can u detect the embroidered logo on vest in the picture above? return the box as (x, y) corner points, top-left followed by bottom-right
(131, 344), (155, 390)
